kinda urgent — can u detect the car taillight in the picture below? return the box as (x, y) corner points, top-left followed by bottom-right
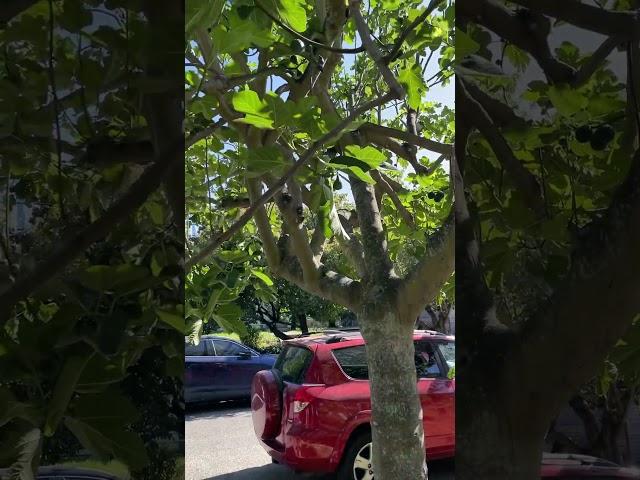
(291, 386), (321, 416)
(293, 400), (310, 413)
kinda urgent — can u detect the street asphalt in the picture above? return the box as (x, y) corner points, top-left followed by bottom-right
(185, 399), (454, 480)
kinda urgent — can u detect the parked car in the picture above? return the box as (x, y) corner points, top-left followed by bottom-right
(250, 330), (455, 479)
(185, 335), (277, 403)
(0, 466), (122, 479)
(541, 453), (640, 478)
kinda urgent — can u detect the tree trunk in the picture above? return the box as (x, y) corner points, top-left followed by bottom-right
(360, 311), (428, 480)
(457, 379), (548, 479)
(297, 313), (309, 336)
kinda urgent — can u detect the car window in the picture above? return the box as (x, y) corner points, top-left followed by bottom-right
(415, 341), (442, 378)
(436, 341), (455, 369)
(333, 345), (369, 380)
(213, 339), (247, 356)
(185, 341), (206, 356)
(274, 346), (313, 383)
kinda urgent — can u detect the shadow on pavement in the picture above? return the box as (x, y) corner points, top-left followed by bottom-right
(205, 464), (331, 480)
(204, 459), (454, 480)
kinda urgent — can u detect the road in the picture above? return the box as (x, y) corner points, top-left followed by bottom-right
(186, 400), (454, 480)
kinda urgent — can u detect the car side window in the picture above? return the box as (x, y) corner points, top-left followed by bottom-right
(436, 341), (455, 370)
(333, 345), (369, 380)
(415, 341), (442, 378)
(185, 341), (206, 356)
(274, 346), (313, 383)
(213, 339), (247, 356)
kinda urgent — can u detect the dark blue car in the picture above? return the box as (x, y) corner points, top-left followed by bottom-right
(0, 467), (121, 479)
(185, 335), (277, 403)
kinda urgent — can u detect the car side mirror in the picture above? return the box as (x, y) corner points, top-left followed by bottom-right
(238, 351), (252, 360)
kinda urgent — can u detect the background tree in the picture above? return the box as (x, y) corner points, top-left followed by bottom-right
(457, 1), (640, 478)
(0, 2), (184, 478)
(185, 0), (455, 477)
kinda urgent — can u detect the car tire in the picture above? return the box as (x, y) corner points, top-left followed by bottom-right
(336, 430), (374, 480)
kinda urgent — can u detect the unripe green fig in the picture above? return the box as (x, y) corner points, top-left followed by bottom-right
(575, 125), (591, 143)
(290, 39), (305, 54)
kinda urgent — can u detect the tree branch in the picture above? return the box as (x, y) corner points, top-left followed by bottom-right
(277, 255), (363, 311)
(351, 176), (395, 279)
(274, 175), (320, 287)
(397, 210), (454, 322)
(359, 122), (453, 156)
(507, 0), (638, 39)
(326, 207), (366, 277)
(460, 0), (575, 85)
(573, 36), (625, 88)
(186, 92), (396, 268)
(185, 119), (225, 149)
(370, 170), (415, 228)
(349, 0), (405, 99)
(247, 180), (281, 271)
(458, 77), (547, 219)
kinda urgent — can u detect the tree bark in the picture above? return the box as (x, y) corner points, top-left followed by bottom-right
(360, 308), (428, 480)
(457, 364), (548, 479)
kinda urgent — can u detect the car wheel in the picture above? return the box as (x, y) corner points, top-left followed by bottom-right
(337, 431), (374, 480)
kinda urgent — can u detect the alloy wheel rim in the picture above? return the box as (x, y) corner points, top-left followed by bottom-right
(353, 442), (374, 480)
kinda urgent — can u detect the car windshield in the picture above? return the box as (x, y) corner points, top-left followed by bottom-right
(437, 341), (455, 368)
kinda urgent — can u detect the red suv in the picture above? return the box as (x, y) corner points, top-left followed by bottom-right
(250, 330), (455, 479)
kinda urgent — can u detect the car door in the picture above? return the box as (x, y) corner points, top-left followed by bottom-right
(415, 339), (455, 458)
(185, 339), (225, 402)
(211, 339), (265, 398)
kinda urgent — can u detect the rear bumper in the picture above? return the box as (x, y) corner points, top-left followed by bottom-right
(257, 425), (339, 473)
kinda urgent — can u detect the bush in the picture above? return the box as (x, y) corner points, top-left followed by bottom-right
(217, 330), (283, 354)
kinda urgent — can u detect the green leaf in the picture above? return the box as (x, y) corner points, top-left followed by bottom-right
(212, 303), (247, 336)
(0, 390), (41, 429)
(548, 84), (587, 117)
(329, 155), (373, 172)
(76, 265), (149, 293)
(232, 89), (274, 129)
(276, 0), (307, 32)
(217, 250), (251, 263)
(156, 309), (186, 333)
(344, 146), (387, 168)
(186, 0), (225, 35)
(186, 318), (204, 345)
(398, 62), (428, 109)
(72, 388), (139, 426)
(44, 345), (94, 437)
(242, 146), (287, 177)
(455, 28), (479, 60)
(251, 269), (274, 286)
(64, 417), (148, 471)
